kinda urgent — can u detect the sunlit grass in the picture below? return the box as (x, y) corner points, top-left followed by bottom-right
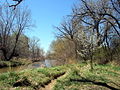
(0, 63), (120, 90)
(0, 65), (67, 89)
(53, 64), (120, 90)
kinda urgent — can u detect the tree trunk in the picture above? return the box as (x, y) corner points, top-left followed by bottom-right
(90, 53), (93, 70)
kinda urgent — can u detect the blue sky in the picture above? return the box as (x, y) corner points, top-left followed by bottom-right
(23, 0), (78, 52)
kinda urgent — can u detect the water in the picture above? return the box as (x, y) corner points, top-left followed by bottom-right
(0, 60), (64, 73)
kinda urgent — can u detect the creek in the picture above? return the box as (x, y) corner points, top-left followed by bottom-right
(0, 60), (61, 73)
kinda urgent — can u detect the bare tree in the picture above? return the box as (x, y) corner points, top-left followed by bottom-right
(55, 17), (81, 60)
(71, 0), (120, 69)
(29, 37), (45, 61)
(55, 15), (95, 63)
(73, 0), (120, 46)
(110, 0), (120, 15)
(9, 0), (24, 9)
(0, 4), (31, 61)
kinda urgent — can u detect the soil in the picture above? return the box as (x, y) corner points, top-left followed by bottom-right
(40, 73), (67, 90)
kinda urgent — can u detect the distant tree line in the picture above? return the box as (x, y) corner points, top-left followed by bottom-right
(47, 0), (120, 68)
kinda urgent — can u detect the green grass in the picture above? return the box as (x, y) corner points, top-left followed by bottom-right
(0, 65), (67, 89)
(53, 64), (120, 90)
(0, 63), (120, 90)
(0, 58), (32, 68)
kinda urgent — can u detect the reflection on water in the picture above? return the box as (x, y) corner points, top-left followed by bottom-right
(0, 60), (64, 73)
(45, 60), (52, 67)
(28, 60), (45, 69)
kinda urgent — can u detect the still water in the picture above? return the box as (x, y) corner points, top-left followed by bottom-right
(0, 60), (61, 73)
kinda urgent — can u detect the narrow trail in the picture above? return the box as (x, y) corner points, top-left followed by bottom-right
(40, 72), (67, 90)
(40, 66), (83, 90)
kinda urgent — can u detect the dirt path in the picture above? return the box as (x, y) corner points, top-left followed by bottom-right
(40, 72), (68, 90)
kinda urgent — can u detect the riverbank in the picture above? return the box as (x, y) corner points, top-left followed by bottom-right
(0, 63), (120, 89)
(0, 58), (32, 68)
